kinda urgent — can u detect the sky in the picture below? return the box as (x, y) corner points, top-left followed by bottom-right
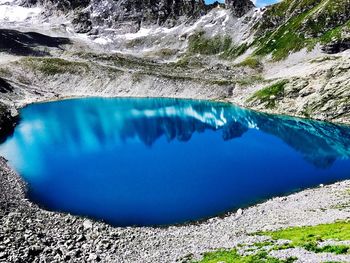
(205, 0), (280, 8)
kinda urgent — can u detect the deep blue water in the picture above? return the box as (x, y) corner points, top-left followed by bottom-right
(1, 98), (350, 226)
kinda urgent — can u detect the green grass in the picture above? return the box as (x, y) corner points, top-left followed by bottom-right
(252, 0), (350, 61)
(188, 31), (248, 59)
(261, 221), (350, 255)
(253, 241), (275, 248)
(191, 249), (297, 263)
(236, 74), (266, 86)
(247, 80), (288, 108)
(235, 57), (262, 69)
(188, 31), (229, 55)
(22, 57), (90, 75)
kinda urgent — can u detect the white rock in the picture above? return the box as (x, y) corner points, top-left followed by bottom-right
(83, 219), (93, 230)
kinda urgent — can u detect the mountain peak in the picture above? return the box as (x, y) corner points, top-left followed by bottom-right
(225, 0), (255, 17)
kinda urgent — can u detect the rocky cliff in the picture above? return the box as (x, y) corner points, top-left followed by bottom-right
(25, 0), (254, 33)
(225, 0), (254, 17)
(26, 0), (208, 33)
(0, 102), (18, 143)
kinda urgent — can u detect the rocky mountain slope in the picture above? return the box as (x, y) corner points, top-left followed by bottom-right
(24, 0), (253, 34)
(0, 0), (348, 126)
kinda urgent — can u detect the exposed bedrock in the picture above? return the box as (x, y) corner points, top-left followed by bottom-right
(0, 102), (18, 143)
(24, 0), (255, 33)
(225, 0), (254, 17)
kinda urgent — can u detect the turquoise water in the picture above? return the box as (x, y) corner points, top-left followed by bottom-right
(1, 97), (350, 226)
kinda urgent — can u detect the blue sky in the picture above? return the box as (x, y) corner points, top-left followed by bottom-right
(205, 0), (280, 7)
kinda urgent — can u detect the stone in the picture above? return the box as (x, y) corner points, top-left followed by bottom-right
(83, 219), (93, 230)
(0, 252), (7, 259)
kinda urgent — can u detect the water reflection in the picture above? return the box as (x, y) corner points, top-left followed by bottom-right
(0, 98), (350, 226)
(7, 98), (350, 168)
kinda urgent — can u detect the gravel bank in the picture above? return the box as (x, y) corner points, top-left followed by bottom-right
(1, 157), (350, 262)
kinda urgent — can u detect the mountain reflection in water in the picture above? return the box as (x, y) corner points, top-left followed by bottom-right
(1, 97), (350, 226)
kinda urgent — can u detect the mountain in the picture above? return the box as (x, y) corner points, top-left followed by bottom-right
(24, 0), (255, 33)
(0, 0), (349, 125)
(253, 0), (350, 59)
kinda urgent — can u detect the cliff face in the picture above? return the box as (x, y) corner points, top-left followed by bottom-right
(27, 0), (208, 33)
(225, 0), (254, 17)
(0, 102), (18, 143)
(26, 0), (254, 33)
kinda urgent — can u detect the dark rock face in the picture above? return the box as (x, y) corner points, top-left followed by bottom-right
(0, 103), (18, 143)
(225, 0), (254, 17)
(321, 39), (350, 54)
(0, 78), (13, 93)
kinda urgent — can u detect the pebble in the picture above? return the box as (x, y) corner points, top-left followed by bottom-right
(83, 220), (93, 230)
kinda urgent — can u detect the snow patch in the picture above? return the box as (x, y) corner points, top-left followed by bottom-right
(94, 37), (113, 45)
(0, 3), (41, 23)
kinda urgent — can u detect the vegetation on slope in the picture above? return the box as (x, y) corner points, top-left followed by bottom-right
(185, 0), (350, 62)
(188, 31), (248, 59)
(253, 0), (350, 60)
(235, 56), (262, 69)
(247, 80), (288, 108)
(262, 221), (350, 255)
(22, 57), (90, 75)
(191, 249), (297, 263)
(191, 221), (350, 263)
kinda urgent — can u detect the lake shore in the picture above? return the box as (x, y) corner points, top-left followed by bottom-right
(1, 155), (350, 262)
(0, 90), (350, 262)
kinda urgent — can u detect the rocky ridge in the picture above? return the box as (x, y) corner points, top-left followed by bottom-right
(24, 0), (255, 33)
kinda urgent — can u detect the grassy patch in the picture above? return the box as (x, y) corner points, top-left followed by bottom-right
(188, 31), (248, 59)
(235, 56), (262, 69)
(247, 80), (288, 108)
(209, 79), (235, 86)
(171, 56), (204, 69)
(253, 241), (275, 248)
(236, 74), (266, 86)
(192, 249), (297, 263)
(146, 48), (179, 58)
(22, 57), (90, 75)
(260, 221), (350, 255)
(253, 0), (350, 60)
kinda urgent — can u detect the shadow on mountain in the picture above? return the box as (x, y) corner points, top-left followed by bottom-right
(0, 29), (71, 56)
(0, 78), (13, 93)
